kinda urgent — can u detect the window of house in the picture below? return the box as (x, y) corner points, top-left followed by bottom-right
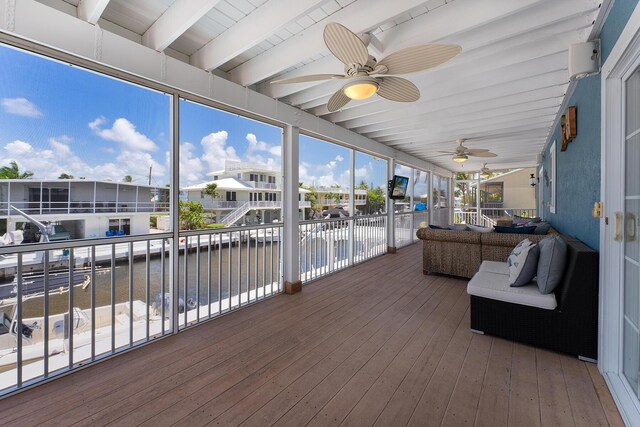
(268, 176), (276, 184)
(482, 182), (504, 204)
(250, 173), (257, 181)
(249, 193), (253, 201)
(226, 191), (237, 201)
(258, 193), (263, 201)
(549, 140), (556, 213)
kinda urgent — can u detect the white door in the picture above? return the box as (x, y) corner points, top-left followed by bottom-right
(601, 6), (640, 424)
(623, 65), (640, 402)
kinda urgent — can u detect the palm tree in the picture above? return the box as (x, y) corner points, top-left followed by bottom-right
(0, 161), (34, 179)
(58, 173), (74, 179)
(203, 182), (219, 220)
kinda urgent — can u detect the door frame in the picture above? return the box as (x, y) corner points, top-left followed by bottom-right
(601, 4), (640, 425)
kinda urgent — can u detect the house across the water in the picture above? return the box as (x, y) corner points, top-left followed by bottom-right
(0, 180), (169, 238)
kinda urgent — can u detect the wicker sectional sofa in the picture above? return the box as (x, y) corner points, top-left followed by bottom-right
(415, 227), (556, 278)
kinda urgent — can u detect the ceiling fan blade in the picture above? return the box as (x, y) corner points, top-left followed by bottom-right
(469, 151), (498, 158)
(271, 74), (346, 84)
(467, 148), (491, 154)
(377, 77), (420, 102)
(323, 23), (369, 66)
(378, 44), (462, 75)
(327, 89), (351, 112)
(436, 151), (456, 154)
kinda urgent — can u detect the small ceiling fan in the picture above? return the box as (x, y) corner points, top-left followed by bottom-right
(436, 139), (498, 163)
(270, 22), (461, 112)
(480, 163), (492, 178)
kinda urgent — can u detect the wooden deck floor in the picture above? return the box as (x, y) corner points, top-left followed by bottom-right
(0, 243), (623, 426)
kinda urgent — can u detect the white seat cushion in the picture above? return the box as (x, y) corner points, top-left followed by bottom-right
(479, 261), (509, 275)
(467, 271), (557, 310)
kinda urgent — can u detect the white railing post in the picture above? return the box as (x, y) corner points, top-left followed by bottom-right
(283, 125), (301, 294)
(348, 149), (355, 266)
(170, 95), (180, 334)
(410, 168), (415, 243)
(387, 159), (396, 253)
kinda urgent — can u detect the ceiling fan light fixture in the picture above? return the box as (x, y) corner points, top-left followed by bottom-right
(343, 78), (379, 100)
(452, 154), (468, 163)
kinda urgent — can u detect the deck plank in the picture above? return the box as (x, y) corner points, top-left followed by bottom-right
(0, 243), (623, 427)
(561, 355), (609, 426)
(507, 343), (541, 427)
(473, 338), (513, 426)
(440, 332), (492, 426)
(536, 348), (575, 426)
(586, 363), (625, 427)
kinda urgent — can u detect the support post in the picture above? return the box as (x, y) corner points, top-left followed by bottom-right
(387, 159), (396, 253)
(283, 125), (301, 294)
(170, 94), (180, 332)
(428, 172), (434, 225)
(348, 149), (355, 265)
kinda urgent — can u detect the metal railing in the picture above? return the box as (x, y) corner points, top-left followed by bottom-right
(299, 214), (386, 283)
(454, 208), (538, 227)
(0, 222), (284, 395)
(394, 212), (413, 248)
(0, 233), (173, 395)
(0, 201), (170, 216)
(178, 224), (283, 330)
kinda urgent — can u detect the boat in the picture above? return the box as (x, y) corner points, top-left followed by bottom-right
(0, 267), (107, 301)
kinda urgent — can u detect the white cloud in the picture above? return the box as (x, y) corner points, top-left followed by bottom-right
(201, 131), (239, 172)
(5, 140), (33, 155)
(90, 117), (158, 152)
(178, 142), (205, 186)
(49, 136), (72, 156)
(1, 98), (43, 118)
(2, 134), (165, 183)
(335, 155), (344, 162)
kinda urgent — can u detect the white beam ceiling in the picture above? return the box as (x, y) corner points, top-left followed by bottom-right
(142, 0), (224, 52)
(77, 0), (110, 24)
(30, 0), (605, 171)
(228, 0), (517, 87)
(191, 0), (330, 72)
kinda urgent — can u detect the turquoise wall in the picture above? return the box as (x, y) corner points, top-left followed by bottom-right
(541, 0), (639, 251)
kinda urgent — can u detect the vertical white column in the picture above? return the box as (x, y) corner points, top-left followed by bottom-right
(409, 168), (415, 243)
(476, 173), (481, 224)
(283, 125), (301, 294)
(170, 94), (180, 332)
(428, 172), (434, 225)
(348, 149), (355, 265)
(387, 159), (395, 253)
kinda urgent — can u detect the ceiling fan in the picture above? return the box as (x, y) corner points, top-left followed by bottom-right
(480, 163), (492, 178)
(436, 139), (498, 163)
(270, 22), (461, 112)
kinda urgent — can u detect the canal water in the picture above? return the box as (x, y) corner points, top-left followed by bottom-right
(0, 240), (282, 319)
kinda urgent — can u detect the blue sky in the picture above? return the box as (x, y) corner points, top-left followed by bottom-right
(0, 43), (387, 189)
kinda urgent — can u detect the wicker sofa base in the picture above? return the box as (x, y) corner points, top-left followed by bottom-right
(468, 236), (598, 360)
(470, 295), (597, 360)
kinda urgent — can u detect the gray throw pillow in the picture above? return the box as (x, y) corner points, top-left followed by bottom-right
(527, 221), (552, 235)
(537, 236), (567, 294)
(507, 239), (540, 287)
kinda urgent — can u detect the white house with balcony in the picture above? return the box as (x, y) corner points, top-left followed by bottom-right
(0, 180), (170, 238)
(182, 161), (310, 226)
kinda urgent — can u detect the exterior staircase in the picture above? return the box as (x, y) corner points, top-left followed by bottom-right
(220, 202), (251, 226)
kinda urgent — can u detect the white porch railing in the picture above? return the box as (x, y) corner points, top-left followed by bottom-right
(454, 208), (538, 227)
(0, 222), (284, 396)
(299, 214), (387, 283)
